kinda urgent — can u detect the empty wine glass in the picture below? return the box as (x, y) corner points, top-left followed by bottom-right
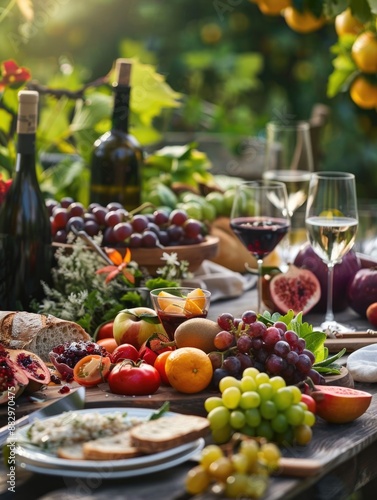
(305, 172), (358, 333)
(230, 180), (290, 314)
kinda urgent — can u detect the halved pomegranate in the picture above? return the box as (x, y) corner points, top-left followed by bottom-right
(7, 349), (51, 393)
(0, 346), (29, 404)
(268, 264), (321, 315)
(311, 385), (372, 424)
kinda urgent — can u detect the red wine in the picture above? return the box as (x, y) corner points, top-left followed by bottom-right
(0, 91), (52, 311)
(157, 310), (207, 341)
(230, 216), (289, 259)
(90, 59), (143, 210)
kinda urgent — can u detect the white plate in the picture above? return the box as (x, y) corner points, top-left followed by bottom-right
(14, 407), (205, 477)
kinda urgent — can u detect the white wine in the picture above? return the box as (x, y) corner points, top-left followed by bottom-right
(306, 216), (358, 263)
(263, 170), (311, 215)
(90, 59), (142, 210)
(0, 90), (52, 310)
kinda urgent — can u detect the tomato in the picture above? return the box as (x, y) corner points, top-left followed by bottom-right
(111, 343), (139, 363)
(300, 394), (317, 414)
(96, 321), (114, 340)
(138, 333), (173, 366)
(73, 355), (111, 387)
(154, 351), (172, 385)
(108, 360), (161, 396)
(97, 338), (118, 354)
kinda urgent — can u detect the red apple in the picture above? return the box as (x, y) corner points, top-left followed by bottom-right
(113, 307), (166, 349)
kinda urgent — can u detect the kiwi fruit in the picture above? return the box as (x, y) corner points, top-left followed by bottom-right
(174, 318), (222, 353)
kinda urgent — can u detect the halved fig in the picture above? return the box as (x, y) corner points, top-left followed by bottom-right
(311, 385), (372, 424)
(7, 349), (51, 393)
(269, 264), (321, 315)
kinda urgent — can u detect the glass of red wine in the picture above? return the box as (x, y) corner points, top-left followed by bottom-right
(230, 180), (290, 313)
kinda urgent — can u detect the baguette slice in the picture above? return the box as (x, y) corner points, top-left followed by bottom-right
(83, 431), (142, 460)
(0, 311), (90, 361)
(57, 431), (142, 461)
(129, 414), (210, 453)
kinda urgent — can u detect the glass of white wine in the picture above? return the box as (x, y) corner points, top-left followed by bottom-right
(305, 171), (358, 333)
(263, 121), (314, 264)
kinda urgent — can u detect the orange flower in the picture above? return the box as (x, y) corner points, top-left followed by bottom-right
(96, 247), (135, 284)
(0, 60), (31, 91)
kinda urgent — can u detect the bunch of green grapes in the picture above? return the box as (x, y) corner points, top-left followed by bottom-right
(205, 367), (315, 446)
(185, 439), (280, 498)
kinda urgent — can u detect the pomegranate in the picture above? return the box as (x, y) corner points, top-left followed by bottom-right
(311, 385), (372, 424)
(348, 267), (377, 317)
(7, 349), (51, 393)
(0, 346), (29, 404)
(268, 264), (321, 315)
(294, 244), (361, 312)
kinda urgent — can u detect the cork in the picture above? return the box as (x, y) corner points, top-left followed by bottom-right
(17, 90), (39, 134)
(114, 58), (132, 86)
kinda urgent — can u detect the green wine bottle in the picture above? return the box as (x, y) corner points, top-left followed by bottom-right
(90, 58), (143, 210)
(0, 90), (52, 311)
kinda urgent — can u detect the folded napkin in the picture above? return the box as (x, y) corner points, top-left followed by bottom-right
(346, 344), (377, 383)
(182, 260), (257, 302)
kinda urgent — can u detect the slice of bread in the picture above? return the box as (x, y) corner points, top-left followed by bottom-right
(57, 444), (85, 460)
(83, 431), (142, 460)
(129, 414), (210, 453)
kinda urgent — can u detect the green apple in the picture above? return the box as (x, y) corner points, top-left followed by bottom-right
(113, 307), (166, 349)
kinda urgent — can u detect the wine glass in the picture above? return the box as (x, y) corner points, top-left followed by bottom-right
(230, 180), (290, 314)
(305, 172), (358, 333)
(263, 120), (314, 265)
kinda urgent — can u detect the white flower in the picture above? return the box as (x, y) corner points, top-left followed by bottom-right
(160, 252), (180, 267)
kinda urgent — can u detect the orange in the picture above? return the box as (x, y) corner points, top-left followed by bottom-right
(335, 8), (363, 37)
(258, 0), (291, 16)
(352, 31), (377, 74)
(186, 288), (206, 311)
(165, 347), (213, 393)
(284, 7), (326, 34)
(349, 76), (377, 109)
(157, 290), (179, 310)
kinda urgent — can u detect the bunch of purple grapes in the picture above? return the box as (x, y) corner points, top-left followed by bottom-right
(47, 197), (206, 248)
(209, 310), (325, 388)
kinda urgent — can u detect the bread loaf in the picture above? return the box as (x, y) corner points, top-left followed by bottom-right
(0, 311), (91, 361)
(129, 414), (210, 453)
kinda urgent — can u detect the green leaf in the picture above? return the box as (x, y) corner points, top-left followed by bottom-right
(149, 401), (170, 420)
(327, 68), (356, 97)
(313, 347), (347, 367)
(350, 0), (373, 21)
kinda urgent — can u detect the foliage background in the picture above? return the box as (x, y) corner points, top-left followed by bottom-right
(0, 0), (377, 199)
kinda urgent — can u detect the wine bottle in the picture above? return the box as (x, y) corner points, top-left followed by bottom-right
(0, 90), (52, 311)
(90, 58), (143, 210)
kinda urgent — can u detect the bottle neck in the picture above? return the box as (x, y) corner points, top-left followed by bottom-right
(15, 133), (36, 175)
(111, 85), (130, 133)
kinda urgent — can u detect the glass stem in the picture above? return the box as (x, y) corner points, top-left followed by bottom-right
(325, 262), (335, 322)
(257, 258), (263, 315)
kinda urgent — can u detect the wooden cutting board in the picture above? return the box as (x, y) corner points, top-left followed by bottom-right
(325, 334), (377, 353)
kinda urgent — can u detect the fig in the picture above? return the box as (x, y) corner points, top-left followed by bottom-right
(268, 264), (321, 315)
(7, 349), (51, 393)
(348, 267), (377, 317)
(294, 244), (361, 312)
(0, 345), (29, 404)
(311, 385), (372, 424)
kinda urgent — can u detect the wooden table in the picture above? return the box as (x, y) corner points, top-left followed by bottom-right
(1, 287), (377, 500)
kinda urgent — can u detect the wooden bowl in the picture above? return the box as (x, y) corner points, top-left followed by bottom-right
(53, 236), (219, 276)
(128, 235), (219, 275)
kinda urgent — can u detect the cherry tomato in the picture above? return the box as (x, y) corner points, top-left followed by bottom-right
(139, 344), (158, 365)
(111, 343), (139, 364)
(107, 360), (161, 396)
(97, 338), (118, 354)
(300, 394), (317, 414)
(96, 321), (114, 340)
(154, 351), (172, 385)
(73, 355), (111, 387)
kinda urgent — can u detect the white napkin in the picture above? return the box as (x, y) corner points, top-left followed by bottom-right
(347, 344), (377, 383)
(182, 260), (257, 302)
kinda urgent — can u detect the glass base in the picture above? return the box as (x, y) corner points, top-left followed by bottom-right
(320, 320), (355, 338)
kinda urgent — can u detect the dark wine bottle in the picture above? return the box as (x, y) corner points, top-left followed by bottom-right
(90, 58), (143, 210)
(0, 90), (52, 311)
